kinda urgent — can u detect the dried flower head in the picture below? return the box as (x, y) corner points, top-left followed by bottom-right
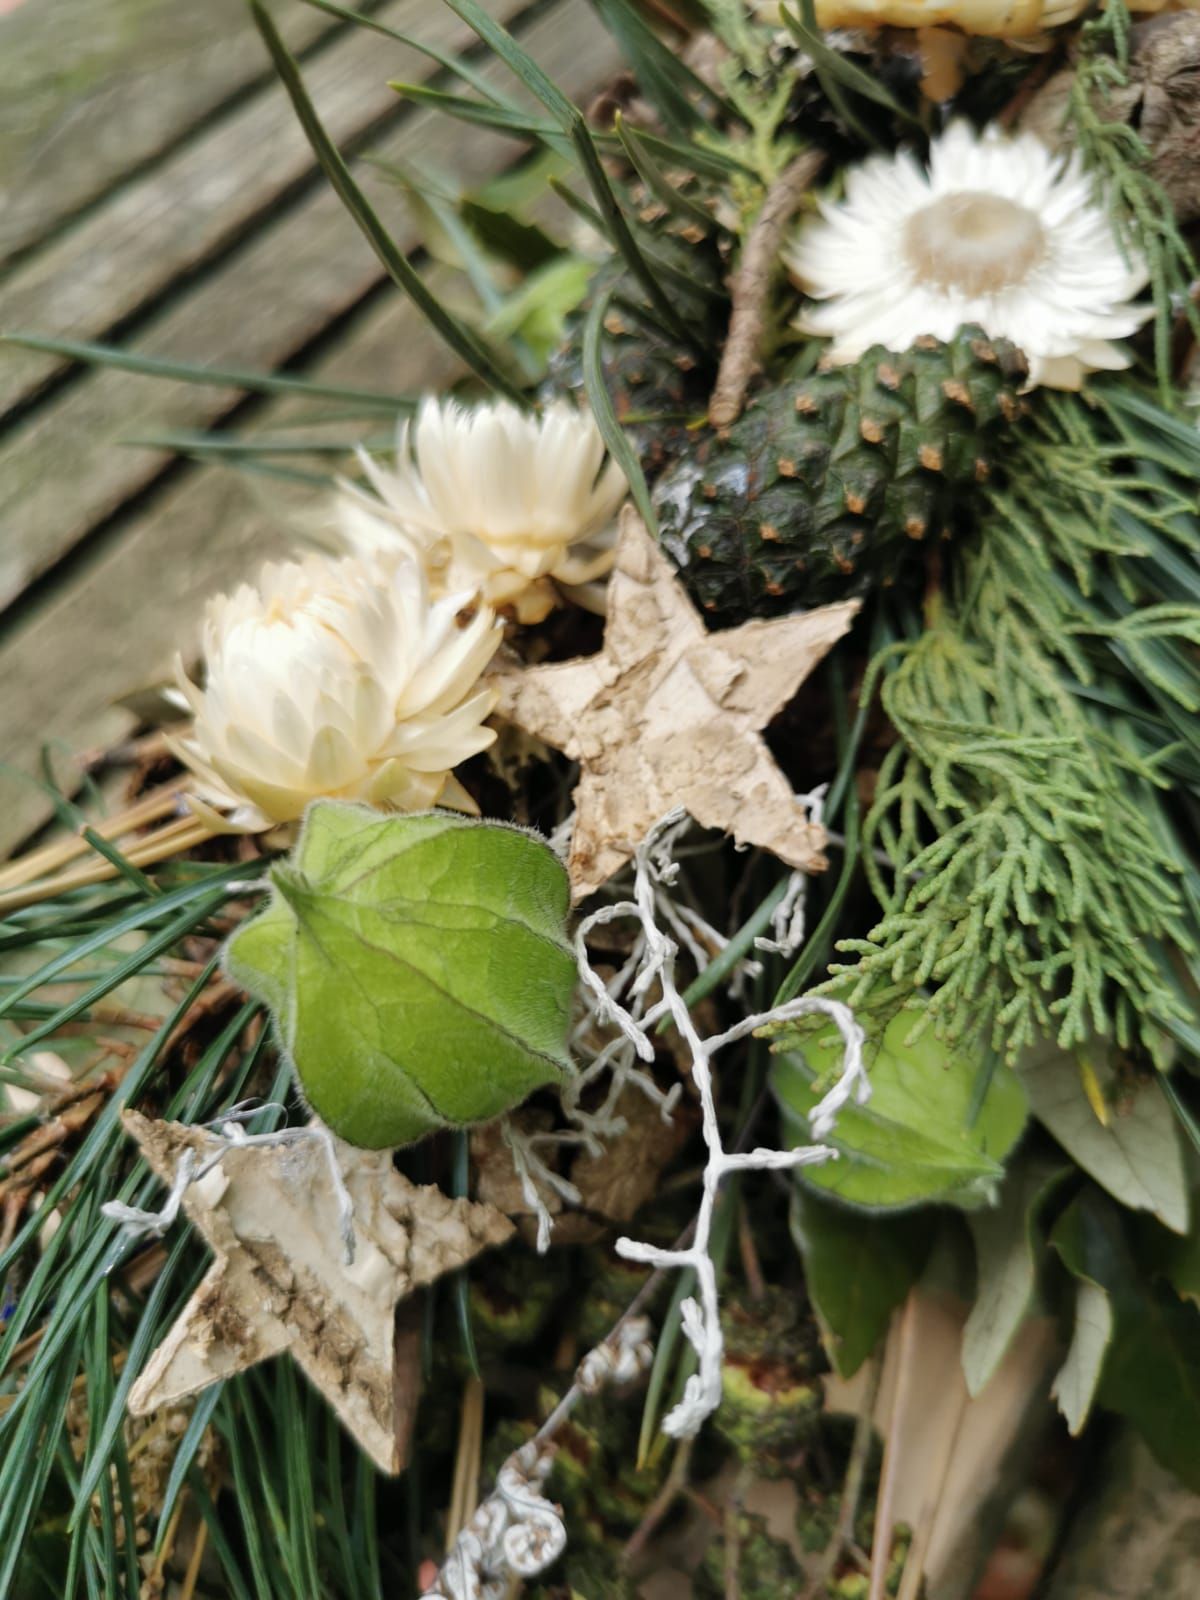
(786, 121), (1151, 390)
(337, 397), (628, 624)
(171, 553), (501, 830)
(750, 0), (1088, 36)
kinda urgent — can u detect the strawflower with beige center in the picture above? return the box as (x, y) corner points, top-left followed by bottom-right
(786, 120), (1151, 390)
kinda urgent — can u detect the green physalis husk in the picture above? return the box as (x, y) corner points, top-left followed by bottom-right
(224, 801), (576, 1148)
(772, 1000), (1028, 1212)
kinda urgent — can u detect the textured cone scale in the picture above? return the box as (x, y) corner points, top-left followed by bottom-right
(550, 299), (710, 467)
(547, 300), (712, 472)
(545, 220), (724, 470)
(655, 328), (1028, 624)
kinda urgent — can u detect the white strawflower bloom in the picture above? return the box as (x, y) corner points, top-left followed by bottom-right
(786, 121), (1151, 390)
(337, 397), (628, 624)
(171, 553), (502, 831)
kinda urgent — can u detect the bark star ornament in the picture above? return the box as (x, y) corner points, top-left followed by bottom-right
(491, 508), (860, 900)
(122, 1111), (513, 1473)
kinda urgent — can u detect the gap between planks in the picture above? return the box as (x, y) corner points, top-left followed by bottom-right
(0, 0), (601, 614)
(0, 0), (626, 857)
(0, 0), (526, 419)
(0, 0), (350, 270)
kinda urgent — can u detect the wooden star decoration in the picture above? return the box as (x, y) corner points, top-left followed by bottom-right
(123, 1111), (514, 1473)
(492, 508), (860, 900)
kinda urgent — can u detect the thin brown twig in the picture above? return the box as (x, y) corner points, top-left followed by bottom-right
(162, 979), (243, 1056)
(0, 1084), (112, 1182)
(724, 1490), (742, 1600)
(179, 1514), (209, 1600)
(736, 1201), (766, 1302)
(147, 1493), (187, 1589)
(803, 1356), (882, 1599)
(0, 783), (188, 892)
(723, 1465), (752, 1593)
(623, 1435), (695, 1564)
(708, 151), (824, 429)
(446, 1376), (485, 1552)
(0, 815), (219, 914)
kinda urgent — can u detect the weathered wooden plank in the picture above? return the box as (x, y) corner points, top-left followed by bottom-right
(0, 0), (528, 417)
(0, 286), (462, 858)
(0, 1), (625, 854)
(0, 0), (621, 615)
(0, 0), (344, 269)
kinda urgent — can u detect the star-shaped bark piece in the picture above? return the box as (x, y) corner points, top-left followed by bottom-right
(492, 509), (859, 900)
(123, 1111), (513, 1473)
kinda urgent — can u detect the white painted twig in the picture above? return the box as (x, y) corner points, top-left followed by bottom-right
(102, 1110), (359, 1262)
(424, 1319), (653, 1598)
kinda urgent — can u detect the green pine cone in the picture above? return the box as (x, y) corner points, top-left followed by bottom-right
(655, 328), (1028, 623)
(546, 297), (710, 472)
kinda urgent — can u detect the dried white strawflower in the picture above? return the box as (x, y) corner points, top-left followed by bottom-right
(171, 553), (501, 831)
(750, 0), (1089, 36)
(786, 120), (1151, 390)
(337, 397), (627, 624)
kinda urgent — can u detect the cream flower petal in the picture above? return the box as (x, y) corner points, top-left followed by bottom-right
(786, 119), (1152, 391)
(174, 552), (500, 829)
(335, 397), (627, 618)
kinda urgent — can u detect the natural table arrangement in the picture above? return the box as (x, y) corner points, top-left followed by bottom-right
(4, 0), (1200, 1595)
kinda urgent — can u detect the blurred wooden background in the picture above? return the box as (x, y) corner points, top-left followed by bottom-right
(0, 0), (621, 854)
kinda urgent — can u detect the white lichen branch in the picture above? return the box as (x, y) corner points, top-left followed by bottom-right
(424, 1317), (654, 1599)
(578, 809), (869, 1439)
(505, 807), (866, 1269)
(101, 1106), (358, 1262)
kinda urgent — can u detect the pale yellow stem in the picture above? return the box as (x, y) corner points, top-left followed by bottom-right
(0, 817), (218, 915)
(445, 1375), (485, 1552)
(0, 785), (189, 891)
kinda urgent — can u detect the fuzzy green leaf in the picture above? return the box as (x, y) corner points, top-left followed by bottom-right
(1020, 1042), (1189, 1235)
(224, 802), (575, 1148)
(789, 1190), (928, 1377)
(772, 1005), (1028, 1211)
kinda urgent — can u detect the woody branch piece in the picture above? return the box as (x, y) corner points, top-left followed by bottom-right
(709, 151), (825, 429)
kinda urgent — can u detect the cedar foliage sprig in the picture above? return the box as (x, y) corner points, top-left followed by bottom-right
(826, 383), (1200, 1064)
(834, 603), (1189, 1063)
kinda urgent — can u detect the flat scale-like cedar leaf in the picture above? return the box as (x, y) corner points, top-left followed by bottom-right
(225, 802), (575, 1148)
(772, 1004), (1028, 1211)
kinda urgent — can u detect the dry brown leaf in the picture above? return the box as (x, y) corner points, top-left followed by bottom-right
(123, 1111), (513, 1473)
(470, 1109), (561, 1225)
(570, 1087), (695, 1224)
(826, 1289), (1056, 1600)
(491, 507), (859, 901)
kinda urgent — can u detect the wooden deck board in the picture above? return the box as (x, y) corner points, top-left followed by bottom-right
(0, 0), (624, 854)
(0, 286), (463, 857)
(0, 0), (345, 269)
(0, 0), (529, 417)
(0, 0), (616, 614)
